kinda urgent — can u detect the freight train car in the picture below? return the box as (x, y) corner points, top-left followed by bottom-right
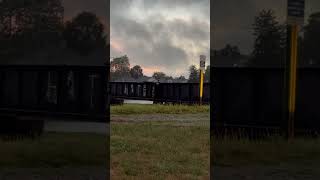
(110, 82), (210, 104)
(211, 67), (320, 138)
(0, 64), (109, 139)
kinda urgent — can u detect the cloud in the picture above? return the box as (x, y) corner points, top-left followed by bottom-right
(110, 0), (210, 77)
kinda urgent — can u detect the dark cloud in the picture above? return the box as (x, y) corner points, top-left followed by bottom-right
(111, 16), (152, 43)
(141, 0), (210, 17)
(111, 16), (189, 67)
(168, 18), (209, 41)
(110, 0), (210, 76)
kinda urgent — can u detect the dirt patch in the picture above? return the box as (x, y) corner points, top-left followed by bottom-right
(111, 113), (210, 123)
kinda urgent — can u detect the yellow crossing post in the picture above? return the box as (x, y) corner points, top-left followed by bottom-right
(287, 0), (304, 139)
(199, 55), (206, 105)
(288, 24), (298, 139)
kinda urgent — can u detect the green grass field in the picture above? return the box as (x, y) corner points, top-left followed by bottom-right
(212, 137), (320, 179)
(2, 104), (320, 179)
(213, 137), (320, 166)
(0, 133), (107, 168)
(111, 104), (320, 179)
(111, 104), (210, 179)
(111, 121), (210, 179)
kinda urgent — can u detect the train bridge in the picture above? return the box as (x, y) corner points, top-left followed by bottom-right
(110, 82), (210, 104)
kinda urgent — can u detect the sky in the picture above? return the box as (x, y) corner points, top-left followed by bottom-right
(212, 0), (320, 55)
(9, 0), (318, 71)
(110, 0), (210, 77)
(62, 0), (109, 28)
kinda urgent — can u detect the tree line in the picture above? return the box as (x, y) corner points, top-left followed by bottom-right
(215, 9), (320, 66)
(110, 55), (210, 83)
(0, 0), (107, 60)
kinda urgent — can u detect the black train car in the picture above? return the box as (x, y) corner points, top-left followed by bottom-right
(109, 82), (210, 104)
(154, 83), (210, 104)
(0, 65), (108, 121)
(211, 67), (320, 137)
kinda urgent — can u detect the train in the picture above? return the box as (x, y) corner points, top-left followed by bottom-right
(211, 66), (320, 138)
(0, 64), (109, 139)
(110, 82), (210, 104)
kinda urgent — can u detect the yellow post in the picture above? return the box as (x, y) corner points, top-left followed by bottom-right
(288, 24), (298, 139)
(199, 55), (206, 105)
(199, 69), (204, 104)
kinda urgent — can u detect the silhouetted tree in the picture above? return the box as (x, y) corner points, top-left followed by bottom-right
(0, 0), (64, 58)
(110, 55), (130, 81)
(152, 72), (166, 82)
(303, 12), (320, 65)
(204, 65), (210, 82)
(130, 65), (143, 79)
(175, 75), (187, 82)
(251, 9), (285, 66)
(188, 65), (199, 83)
(220, 44), (240, 57)
(63, 11), (106, 55)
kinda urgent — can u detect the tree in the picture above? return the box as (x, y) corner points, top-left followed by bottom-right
(0, 0), (64, 58)
(188, 65), (199, 83)
(63, 11), (106, 55)
(130, 65), (143, 79)
(303, 12), (320, 65)
(251, 9), (285, 66)
(30, 0), (64, 45)
(175, 75), (187, 82)
(204, 65), (210, 82)
(152, 72), (166, 82)
(110, 55), (130, 81)
(220, 44), (240, 57)
(164, 76), (173, 83)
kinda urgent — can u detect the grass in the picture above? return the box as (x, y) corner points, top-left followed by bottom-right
(212, 137), (320, 167)
(111, 121), (210, 179)
(111, 104), (210, 179)
(111, 104), (210, 115)
(0, 132), (107, 168)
